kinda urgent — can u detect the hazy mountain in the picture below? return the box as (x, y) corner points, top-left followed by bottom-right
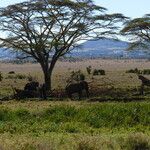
(0, 39), (149, 60)
(71, 39), (149, 59)
(0, 49), (16, 60)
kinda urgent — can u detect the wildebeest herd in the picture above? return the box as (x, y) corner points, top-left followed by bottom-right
(9, 80), (89, 100)
(11, 81), (47, 100)
(0, 74), (150, 101)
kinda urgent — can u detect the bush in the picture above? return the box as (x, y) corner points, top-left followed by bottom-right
(68, 70), (85, 82)
(15, 74), (27, 79)
(0, 72), (3, 81)
(8, 71), (15, 74)
(27, 74), (37, 82)
(93, 69), (105, 76)
(142, 69), (150, 75)
(86, 66), (92, 75)
(126, 68), (150, 75)
(126, 68), (141, 74)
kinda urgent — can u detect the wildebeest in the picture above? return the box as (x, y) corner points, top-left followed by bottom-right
(11, 82), (46, 99)
(65, 81), (89, 100)
(138, 75), (150, 95)
(11, 86), (37, 99)
(24, 81), (39, 91)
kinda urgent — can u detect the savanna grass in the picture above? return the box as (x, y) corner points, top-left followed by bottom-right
(0, 102), (149, 134)
(0, 101), (149, 149)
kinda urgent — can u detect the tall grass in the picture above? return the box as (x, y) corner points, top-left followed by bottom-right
(0, 102), (149, 149)
(0, 102), (149, 134)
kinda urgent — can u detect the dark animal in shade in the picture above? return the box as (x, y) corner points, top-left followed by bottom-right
(39, 83), (47, 99)
(65, 81), (89, 99)
(24, 81), (39, 91)
(11, 82), (47, 100)
(138, 75), (150, 95)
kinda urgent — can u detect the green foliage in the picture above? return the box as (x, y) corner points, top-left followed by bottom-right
(68, 70), (85, 82)
(15, 109), (30, 120)
(0, 103), (149, 135)
(0, 108), (13, 121)
(0, 102), (149, 149)
(121, 15), (150, 50)
(43, 106), (78, 123)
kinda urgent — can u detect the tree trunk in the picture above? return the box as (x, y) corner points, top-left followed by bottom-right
(40, 61), (52, 91)
(40, 56), (58, 91)
(44, 71), (52, 91)
(41, 61), (56, 91)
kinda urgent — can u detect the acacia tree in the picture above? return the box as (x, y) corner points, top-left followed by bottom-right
(121, 14), (150, 50)
(0, 0), (127, 90)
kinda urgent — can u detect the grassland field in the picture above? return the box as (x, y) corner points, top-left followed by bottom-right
(0, 59), (150, 98)
(0, 59), (150, 149)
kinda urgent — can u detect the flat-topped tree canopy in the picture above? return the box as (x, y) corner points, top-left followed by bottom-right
(121, 14), (150, 50)
(0, 0), (127, 90)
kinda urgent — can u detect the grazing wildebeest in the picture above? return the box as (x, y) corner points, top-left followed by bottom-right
(138, 75), (150, 95)
(65, 81), (89, 100)
(24, 81), (39, 91)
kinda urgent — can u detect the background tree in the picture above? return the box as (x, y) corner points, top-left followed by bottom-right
(0, 0), (127, 91)
(121, 14), (150, 50)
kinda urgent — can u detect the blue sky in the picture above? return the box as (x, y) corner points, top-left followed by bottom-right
(95, 0), (150, 18)
(1, 0), (150, 18)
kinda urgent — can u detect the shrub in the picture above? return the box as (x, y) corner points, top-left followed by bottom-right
(99, 69), (105, 75)
(8, 71), (15, 74)
(27, 74), (37, 82)
(86, 66), (92, 75)
(142, 69), (150, 75)
(93, 69), (105, 76)
(0, 72), (3, 81)
(126, 68), (150, 75)
(15, 74), (27, 79)
(68, 70), (85, 83)
(80, 73), (85, 81)
(126, 68), (142, 74)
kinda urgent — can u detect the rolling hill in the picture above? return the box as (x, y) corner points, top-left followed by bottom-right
(71, 39), (149, 59)
(0, 39), (149, 60)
